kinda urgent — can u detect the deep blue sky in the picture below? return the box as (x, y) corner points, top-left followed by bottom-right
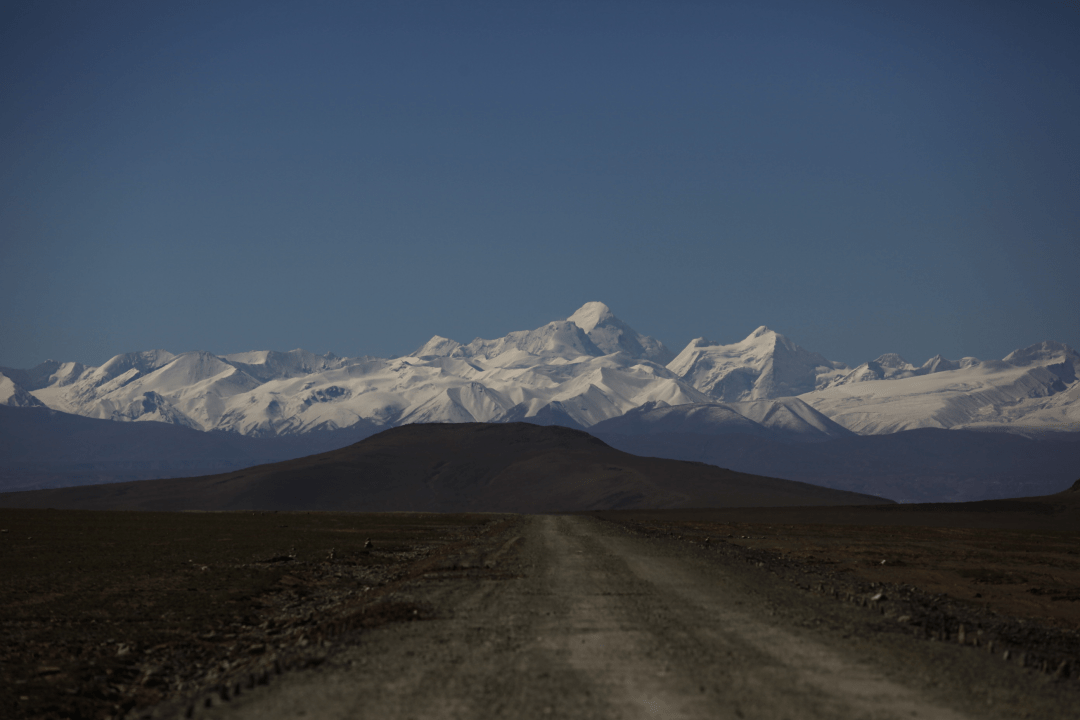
(2, 0), (1077, 369)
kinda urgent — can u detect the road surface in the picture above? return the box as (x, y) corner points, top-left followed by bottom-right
(196, 514), (1075, 719)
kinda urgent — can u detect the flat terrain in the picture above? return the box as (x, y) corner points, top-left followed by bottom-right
(0, 509), (512, 720)
(3, 505), (1079, 720)
(202, 515), (1076, 720)
(592, 505), (1080, 630)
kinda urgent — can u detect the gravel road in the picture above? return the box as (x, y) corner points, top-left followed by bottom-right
(197, 515), (1077, 719)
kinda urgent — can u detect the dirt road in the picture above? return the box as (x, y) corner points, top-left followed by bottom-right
(198, 515), (1077, 719)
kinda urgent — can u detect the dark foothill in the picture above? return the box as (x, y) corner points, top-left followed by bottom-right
(0, 422), (890, 513)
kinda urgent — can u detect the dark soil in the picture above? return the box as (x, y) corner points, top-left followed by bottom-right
(7, 500), (1080, 719)
(0, 509), (512, 720)
(592, 512), (1080, 683)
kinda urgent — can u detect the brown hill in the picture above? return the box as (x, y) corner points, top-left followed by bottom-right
(0, 422), (890, 512)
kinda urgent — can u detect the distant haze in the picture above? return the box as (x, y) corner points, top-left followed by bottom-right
(2, 1), (1077, 369)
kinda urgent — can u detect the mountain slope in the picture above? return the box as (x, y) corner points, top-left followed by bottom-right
(589, 398), (854, 443)
(0, 372), (46, 408)
(6, 305), (1078, 438)
(0, 423), (891, 512)
(800, 342), (1080, 434)
(592, 427), (1080, 503)
(22, 303), (702, 433)
(666, 327), (848, 401)
(0, 405), (372, 492)
(724, 398), (855, 440)
(589, 401), (772, 438)
(567, 301), (674, 364)
(825, 353), (980, 387)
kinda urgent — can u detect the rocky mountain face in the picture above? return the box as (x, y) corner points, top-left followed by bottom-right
(1, 303), (1077, 438)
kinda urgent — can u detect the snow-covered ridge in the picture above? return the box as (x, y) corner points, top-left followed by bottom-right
(667, 326), (848, 401)
(801, 343), (1080, 434)
(3, 303), (697, 435)
(2, 303), (1076, 437)
(589, 397), (854, 442)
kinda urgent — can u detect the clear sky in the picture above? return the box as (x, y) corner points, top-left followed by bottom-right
(2, 0), (1077, 370)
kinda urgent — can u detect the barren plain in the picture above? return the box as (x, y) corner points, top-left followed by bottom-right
(4, 494), (1078, 720)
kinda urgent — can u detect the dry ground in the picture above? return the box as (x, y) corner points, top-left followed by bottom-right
(3, 507), (1079, 720)
(628, 521), (1080, 628)
(198, 514), (1080, 720)
(0, 509), (513, 720)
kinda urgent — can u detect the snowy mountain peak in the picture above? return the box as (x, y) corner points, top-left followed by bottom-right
(94, 350), (176, 383)
(9, 308), (1077, 438)
(1004, 341), (1079, 367)
(412, 336), (464, 358)
(566, 302), (673, 364)
(221, 348), (345, 383)
(0, 372), (47, 408)
(668, 328), (847, 402)
(464, 321), (603, 362)
(566, 302), (614, 333)
(919, 355), (961, 374)
(748, 326), (772, 339)
(736, 326), (800, 354)
(874, 353), (912, 370)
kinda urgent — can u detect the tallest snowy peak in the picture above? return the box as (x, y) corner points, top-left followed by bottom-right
(567, 301), (614, 333)
(565, 302), (673, 365)
(747, 326), (773, 340)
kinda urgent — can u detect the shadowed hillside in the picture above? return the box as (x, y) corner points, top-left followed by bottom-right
(0, 405), (374, 492)
(0, 423), (890, 512)
(592, 428), (1080, 503)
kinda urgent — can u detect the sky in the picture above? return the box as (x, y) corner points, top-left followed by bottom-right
(2, 0), (1078, 370)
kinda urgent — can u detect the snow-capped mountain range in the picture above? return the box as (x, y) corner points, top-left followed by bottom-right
(2, 302), (1077, 438)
